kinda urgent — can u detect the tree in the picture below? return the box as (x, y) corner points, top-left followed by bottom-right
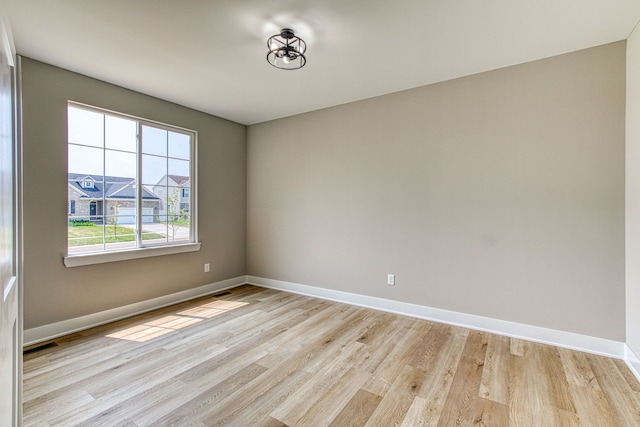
(107, 201), (121, 236)
(163, 189), (188, 241)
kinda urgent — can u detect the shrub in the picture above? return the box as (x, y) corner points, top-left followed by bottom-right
(68, 219), (95, 227)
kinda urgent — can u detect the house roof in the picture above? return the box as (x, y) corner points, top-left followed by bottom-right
(152, 174), (190, 187)
(68, 174), (159, 200)
(167, 175), (189, 186)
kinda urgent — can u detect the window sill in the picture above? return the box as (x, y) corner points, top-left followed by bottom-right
(63, 242), (201, 268)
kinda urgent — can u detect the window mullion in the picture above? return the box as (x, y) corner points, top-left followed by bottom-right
(136, 122), (142, 248)
(190, 134), (195, 242)
(102, 114), (107, 251)
(166, 139), (170, 243)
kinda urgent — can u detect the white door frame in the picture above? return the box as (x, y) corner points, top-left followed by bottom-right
(0, 3), (22, 425)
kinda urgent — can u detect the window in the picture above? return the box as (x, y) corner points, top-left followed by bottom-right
(67, 103), (197, 261)
(182, 188), (190, 198)
(81, 177), (94, 189)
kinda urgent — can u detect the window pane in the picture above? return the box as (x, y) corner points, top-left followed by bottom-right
(150, 214), (169, 244)
(68, 107), (104, 147)
(164, 186), (188, 242)
(154, 186), (169, 236)
(168, 131), (190, 160)
(142, 224), (167, 244)
(105, 150), (137, 179)
(105, 115), (137, 152)
(166, 187), (180, 214)
(69, 145), (104, 176)
(142, 154), (167, 186)
(109, 203), (136, 225)
(152, 185), (168, 205)
(142, 125), (167, 156)
(116, 214), (136, 225)
(68, 235), (106, 254)
(103, 214), (137, 251)
(179, 189), (189, 204)
(168, 158), (189, 177)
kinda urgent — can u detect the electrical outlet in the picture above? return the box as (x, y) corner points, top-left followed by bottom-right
(204, 263), (210, 273)
(387, 274), (395, 286)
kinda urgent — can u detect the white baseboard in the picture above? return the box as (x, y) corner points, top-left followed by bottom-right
(625, 344), (640, 382)
(23, 275), (247, 346)
(26, 274), (630, 363)
(247, 275), (625, 359)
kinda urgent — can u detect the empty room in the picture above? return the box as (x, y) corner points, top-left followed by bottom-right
(2, 0), (640, 425)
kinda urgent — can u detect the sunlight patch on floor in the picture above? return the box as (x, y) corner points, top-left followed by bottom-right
(178, 300), (249, 318)
(106, 299), (249, 342)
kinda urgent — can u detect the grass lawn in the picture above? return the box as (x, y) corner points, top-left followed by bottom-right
(68, 224), (165, 246)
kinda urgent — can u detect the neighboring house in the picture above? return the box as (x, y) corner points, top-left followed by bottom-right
(152, 174), (190, 216)
(68, 174), (161, 224)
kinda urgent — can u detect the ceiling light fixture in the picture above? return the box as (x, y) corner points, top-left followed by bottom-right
(266, 28), (307, 70)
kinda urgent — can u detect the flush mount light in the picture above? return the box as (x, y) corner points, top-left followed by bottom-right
(266, 28), (307, 70)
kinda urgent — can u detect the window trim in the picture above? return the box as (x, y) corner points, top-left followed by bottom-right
(63, 242), (201, 267)
(65, 101), (199, 266)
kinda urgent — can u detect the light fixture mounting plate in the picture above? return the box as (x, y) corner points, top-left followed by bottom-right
(280, 28), (295, 39)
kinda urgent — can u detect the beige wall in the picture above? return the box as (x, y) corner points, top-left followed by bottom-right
(21, 58), (247, 330)
(248, 42), (626, 340)
(627, 27), (640, 354)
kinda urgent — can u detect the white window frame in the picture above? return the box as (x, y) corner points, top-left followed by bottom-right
(64, 102), (199, 267)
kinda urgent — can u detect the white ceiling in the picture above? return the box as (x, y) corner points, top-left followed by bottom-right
(6, 1), (640, 125)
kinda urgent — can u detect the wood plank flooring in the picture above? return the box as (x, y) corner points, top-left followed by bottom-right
(23, 285), (640, 426)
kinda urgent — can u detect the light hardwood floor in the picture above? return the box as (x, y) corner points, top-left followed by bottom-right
(23, 285), (640, 426)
